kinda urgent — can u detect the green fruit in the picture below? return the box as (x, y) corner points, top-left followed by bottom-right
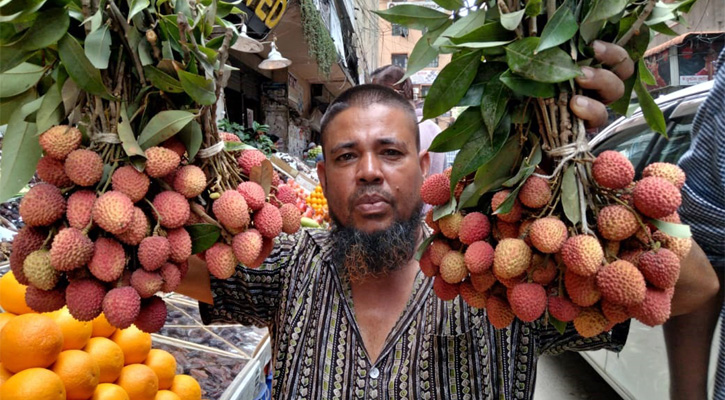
(300, 217), (320, 228)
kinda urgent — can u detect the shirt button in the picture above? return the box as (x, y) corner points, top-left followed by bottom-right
(369, 367), (380, 379)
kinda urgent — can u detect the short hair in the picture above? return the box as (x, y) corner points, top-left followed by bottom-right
(320, 84), (420, 153)
(370, 65), (414, 100)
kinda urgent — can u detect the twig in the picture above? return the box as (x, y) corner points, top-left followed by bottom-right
(177, 13), (191, 64)
(81, 0), (92, 35)
(616, 0), (657, 46)
(547, 0), (556, 20)
(107, 0), (146, 83)
(528, 15), (537, 37)
(558, 93), (571, 145)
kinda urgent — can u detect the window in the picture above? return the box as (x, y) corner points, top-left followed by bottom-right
(392, 24), (408, 37)
(427, 56), (439, 68)
(595, 122), (656, 171)
(420, 85), (431, 98)
(391, 54), (408, 69)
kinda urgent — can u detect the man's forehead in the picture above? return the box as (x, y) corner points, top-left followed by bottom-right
(324, 105), (417, 145)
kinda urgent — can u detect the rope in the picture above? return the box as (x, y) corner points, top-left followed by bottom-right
(197, 141), (225, 159)
(93, 132), (122, 144)
(532, 131), (590, 180)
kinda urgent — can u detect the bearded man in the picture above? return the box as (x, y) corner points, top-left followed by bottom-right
(178, 41), (718, 399)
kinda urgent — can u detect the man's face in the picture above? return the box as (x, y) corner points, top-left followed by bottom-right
(317, 104), (429, 234)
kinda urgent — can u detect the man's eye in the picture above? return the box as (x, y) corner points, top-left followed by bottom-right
(337, 153), (355, 161)
(383, 149), (403, 156)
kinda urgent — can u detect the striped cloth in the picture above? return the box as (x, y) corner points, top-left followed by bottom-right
(677, 48), (725, 399)
(200, 229), (627, 399)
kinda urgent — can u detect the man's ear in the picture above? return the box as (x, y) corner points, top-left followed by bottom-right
(317, 159), (327, 195)
(419, 149), (431, 178)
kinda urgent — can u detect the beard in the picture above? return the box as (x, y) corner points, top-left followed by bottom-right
(329, 186), (423, 282)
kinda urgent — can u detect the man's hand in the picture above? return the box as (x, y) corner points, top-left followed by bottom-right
(671, 240), (719, 316)
(570, 40), (635, 128)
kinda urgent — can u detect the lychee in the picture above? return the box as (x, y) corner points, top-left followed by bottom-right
(25, 285), (66, 313)
(561, 235), (603, 276)
(153, 191), (190, 229)
(428, 239), (451, 266)
(464, 240), (494, 274)
(166, 228), (192, 264)
(529, 254), (557, 285)
(173, 165), (206, 198)
(494, 220), (520, 240)
(633, 177), (682, 219)
(102, 287), (141, 329)
(111, 166), (150, 203)
(9, 226), (47, 285)
(439, 212), (463, 239)
(161, 136), (186, 157)
(237, 182), (266, 211)
(64, 149), (104, 187)
(498, 273), (526, 288)
(639, 248), (680, 289)
(419, 250), (438, 277)
(592, 151), (634, 189)
(529, 217), (567, 253)
(65, 278), (106, 321)
(492, 238), (532, 279)
(134, 296), (167, 333)
(19, 183), (66, 226)
(420, 173), (450, 206)
(458, 212), (490, 244)
(274, 184), (297, 205)
(237, 149), (267, 175)
(253, 203), (283, 239)
(144, 146), (180, 178)
(596, 260), (646, 306)
(424, 209), (439, 233)
(205, 242), (237, 279)
(642, 162), (686, 190)
(628, 287), (671, 326)
(491, 190), (523, 223)
(653, 231), (692, 260)
(88, 238), (126, 282)
(39, 125), (82, 160)
(433, 276), (459, 301)
(246, 237), (275, 269)
(508, 283), (547, 322)
(115, 207), (150, 245)
(220, 131), (241, 142)
(66, 190), (96, 230)
(469, 271), (496, 292)
(439, 251), (467, 284)
(50, 227), (94, 271)
(619, 249), (644, 266)
(213, 190), (250, 231)
(93, 191), (135, 234)
(487, 297), (515, 329)
(573, 308), (609, 338)
(601, 299), (630, 324)
(596, 205), (639, 241)
(130, 269), (164, 298)
(279, 203), (301, 234)
(564, 270), (601, 307)
(37, 157), (73, 187)
(232, 229), (263, 267)
(160, 263), (181, 292)
(23, 249), (59, 290)
(138, 236), (171, 271)
(547, 296), (579, 322)
(460, 281), (487, 309)
(518, 176), (551, 209)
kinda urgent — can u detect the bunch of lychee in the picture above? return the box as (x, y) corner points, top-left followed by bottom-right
(10, 125), (302, 332)
(420, 151), (689, 338)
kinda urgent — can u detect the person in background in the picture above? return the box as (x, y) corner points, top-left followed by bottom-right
(664, 48), (725, 400)
(370, 65), (446, 177)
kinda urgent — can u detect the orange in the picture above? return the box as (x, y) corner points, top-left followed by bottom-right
(0, 272), (33, 314)
(0, 367), (65, 400)
(91, 383), (131, 400)
(50, 349), (100, 400)
(0, 313), (63, 373)
(0, 362), (13, 385)
(49, 306), (93, 350)
(84, 337), (125, 383)
(143, 349), (177, 390)
(92, 313), (117, 337)
(116, 364), (159, 400)
(0, 311), (16, 332)
(111, 325), (152, 364)
(155, 390), (182, 400)
(169, 374), (202, 400)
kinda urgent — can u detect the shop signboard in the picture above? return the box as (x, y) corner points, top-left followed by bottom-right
(242, 0), (288, 37)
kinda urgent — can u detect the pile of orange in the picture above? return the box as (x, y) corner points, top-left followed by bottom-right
(0, 272), (205, 400)
(306, 185), (329, 219)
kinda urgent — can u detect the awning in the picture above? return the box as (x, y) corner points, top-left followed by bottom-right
(644, 31), (724, 57)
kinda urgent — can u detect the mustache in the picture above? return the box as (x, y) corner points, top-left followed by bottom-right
(348, 186), (395, 211)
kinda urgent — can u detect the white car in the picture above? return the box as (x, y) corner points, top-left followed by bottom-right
(584, 80), (719, 400)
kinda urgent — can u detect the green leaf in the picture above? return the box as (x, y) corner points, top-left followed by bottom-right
(458, 136), (521, 208)
(480, 76), (509, 140)
(36, 82), (64, 133)
(144, 65), (184, 93)
(128, 0), (150, 22)
(175, 0), (194, 21)
(493, 185), (523, 215)
(436, 8), (486, 45)
(448, 21), (513, 44)
(61, 77), (81, 116)
(609, 72), (635, 115)
(18, 7), (69, 50)
(374, 5), (450, 31)
(549, 315), (568, 335)
(433, 198), (457, 221)
(650, 219), (692, 239)
(423, 50), (480, 119)
(403, 21), (451, 81)
(450, 116), (509, 192)
(118, 107), (147, 170)
(505, 37), (580, 83)
(177, 69), (216, 105)
(499, 9), (525, 31)
(633, 75), (667, 137)
(0, 62), (44, 97)
(137, 110), (196, 149)
(58, 33), (114, 99)
(525, 0), (542, 17)
(90, 8), (102, 32)
(561, 165), (580, 225)
(649, 22), (678, 36)
(449, 40), (513, 49)
(583, 0), (627, 23)
(187, 224), (221, 254)
(84, 24), (112, 69)
(457, 82), (485, 107)
(138, 38), (153, 66)
(0, 96), (43, 203)
(646, 4), (677, 26)
(0, 0), (46, 23)
(638, 58), (656, 86)
(536, 5), (577, 53)
(579, 19), (605, 44)
(414, 234), (435, 261)
(0, 43), (32, 73)
(499, 69), (556, 98)
(431, 0), (462, 11)
(224, 141), (256, 152)
(429, 107), (483, 152)
(0, 88), (35, 125)
(502, 165), (534, 187)
(623, 24), (650, 60)
(178, 120), (202, 161)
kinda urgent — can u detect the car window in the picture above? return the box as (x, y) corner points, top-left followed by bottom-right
(652, 114), (694, 164)
(594, 123), (656, 169)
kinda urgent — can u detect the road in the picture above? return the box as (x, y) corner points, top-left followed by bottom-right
(535, 352), (623, 400)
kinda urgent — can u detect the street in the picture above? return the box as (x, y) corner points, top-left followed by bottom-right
(535, 353), (623, 400)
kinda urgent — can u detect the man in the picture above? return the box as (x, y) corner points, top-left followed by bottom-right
(178, 41), (718, 399)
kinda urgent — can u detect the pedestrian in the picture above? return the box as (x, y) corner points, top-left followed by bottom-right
(664, 47), (725, 400)
(177, 42), (718, 399)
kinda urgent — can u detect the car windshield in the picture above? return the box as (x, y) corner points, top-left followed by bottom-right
(594, 121), (656, 170)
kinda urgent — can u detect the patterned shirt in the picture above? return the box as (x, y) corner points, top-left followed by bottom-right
(200, 230), (627, 399)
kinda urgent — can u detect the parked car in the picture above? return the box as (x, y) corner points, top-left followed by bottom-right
(583, 80), (718, 400)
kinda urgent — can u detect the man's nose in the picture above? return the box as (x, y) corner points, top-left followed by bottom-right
(357, 152), (383, 183)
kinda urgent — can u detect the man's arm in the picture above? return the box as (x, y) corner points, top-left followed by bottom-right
(175, 255), (213, 304)
(670, 239), (719, 316)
